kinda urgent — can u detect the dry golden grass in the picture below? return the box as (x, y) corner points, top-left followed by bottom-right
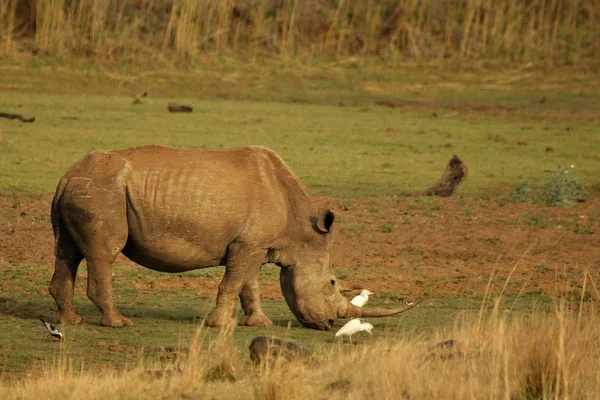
(0, 0), (598, 66)
(1, 296), (599, 399)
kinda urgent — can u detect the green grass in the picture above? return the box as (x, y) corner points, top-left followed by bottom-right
(0, 261), (557, 374)
(1, 94), (597, 198)
(0, 263), (462, 373)
(0, 64), (599, 376)
(1, 64), (599, 198)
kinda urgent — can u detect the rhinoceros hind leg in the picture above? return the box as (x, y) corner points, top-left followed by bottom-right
(60, 194), (130, 326)
(55, 153), (131, 327)
(239, 274), (273, 327)
(86, 259), (133, 328)
(101, 313), (132, 328)
(49, 240), (84, 325)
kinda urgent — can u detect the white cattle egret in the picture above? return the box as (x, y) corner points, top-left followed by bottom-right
(351, 289), (374, 307)
(335, 318), (373, 344)
(40, 317), (63, 340)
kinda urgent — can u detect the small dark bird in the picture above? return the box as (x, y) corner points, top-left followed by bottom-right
(40, 317), (63, 340)
(132, 91), (148, 105)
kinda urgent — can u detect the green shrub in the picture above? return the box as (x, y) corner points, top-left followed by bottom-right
(379, 224), (393, 233)
(538, 165), (587, 207)
(506, 165), (586, 207)
(509, 180), (532, 203)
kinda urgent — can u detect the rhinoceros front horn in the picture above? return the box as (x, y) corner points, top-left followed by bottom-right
(337, 298), (424, 319)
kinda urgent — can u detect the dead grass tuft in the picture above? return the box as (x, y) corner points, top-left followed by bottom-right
(2, 265), (600, 399)
(1, 302), (599, 399)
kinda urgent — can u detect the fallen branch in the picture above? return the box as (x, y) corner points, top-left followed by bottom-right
(0, 112), (35, 123)
(167, 104), (193, 113)
(422, 155), (468, 197)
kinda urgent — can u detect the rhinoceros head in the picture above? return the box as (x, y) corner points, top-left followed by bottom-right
(278, 208), (340, 330)
(278, 208), (422, 330)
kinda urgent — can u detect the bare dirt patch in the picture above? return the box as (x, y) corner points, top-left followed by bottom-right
(320, 195), (600, 304)
(1, 195), (599, 303)
(0, 196), (54, 267)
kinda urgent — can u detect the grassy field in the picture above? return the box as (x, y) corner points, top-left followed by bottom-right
(0, 261), (465, 373)
(1, 64), (599, 198)
(2, 1), (600, 395)
(1, 62), (600, 398)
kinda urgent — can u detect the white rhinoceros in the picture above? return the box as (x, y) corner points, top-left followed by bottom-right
(49, 145), (417, 330)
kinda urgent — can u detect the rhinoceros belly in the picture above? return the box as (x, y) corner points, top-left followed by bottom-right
(121, 168), (250, 272)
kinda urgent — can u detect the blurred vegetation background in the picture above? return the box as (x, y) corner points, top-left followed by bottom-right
(1, 0), (598, 68)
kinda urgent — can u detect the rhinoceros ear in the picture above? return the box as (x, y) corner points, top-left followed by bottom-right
(315, 209), (335, 233)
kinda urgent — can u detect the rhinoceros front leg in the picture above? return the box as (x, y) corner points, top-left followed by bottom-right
(238, 273), (273, 327)
(206, 246), (268, 327)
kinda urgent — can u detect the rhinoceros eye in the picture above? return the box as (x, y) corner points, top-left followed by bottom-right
(330, 279), (336, 286)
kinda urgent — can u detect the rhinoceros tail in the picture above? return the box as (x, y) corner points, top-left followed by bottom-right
(50, 177), (69, 256)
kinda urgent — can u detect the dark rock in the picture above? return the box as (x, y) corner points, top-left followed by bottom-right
(248, 336), (311, 365)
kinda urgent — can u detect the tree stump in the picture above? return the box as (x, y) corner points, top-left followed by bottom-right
(422, 155), (468, 197)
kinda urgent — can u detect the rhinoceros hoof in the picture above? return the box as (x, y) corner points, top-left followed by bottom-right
(239, 313), (273, 327)
(205, 311), (236, 327)
(100, 314), (133, 328)
(55, 312), (84, 326)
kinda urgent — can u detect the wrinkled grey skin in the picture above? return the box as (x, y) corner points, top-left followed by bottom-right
(49, 145), (415, 330)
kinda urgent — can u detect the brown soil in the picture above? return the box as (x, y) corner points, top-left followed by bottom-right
(1, 195), (599, 303)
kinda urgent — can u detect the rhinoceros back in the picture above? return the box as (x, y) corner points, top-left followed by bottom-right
(53, 145), (305, 272)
